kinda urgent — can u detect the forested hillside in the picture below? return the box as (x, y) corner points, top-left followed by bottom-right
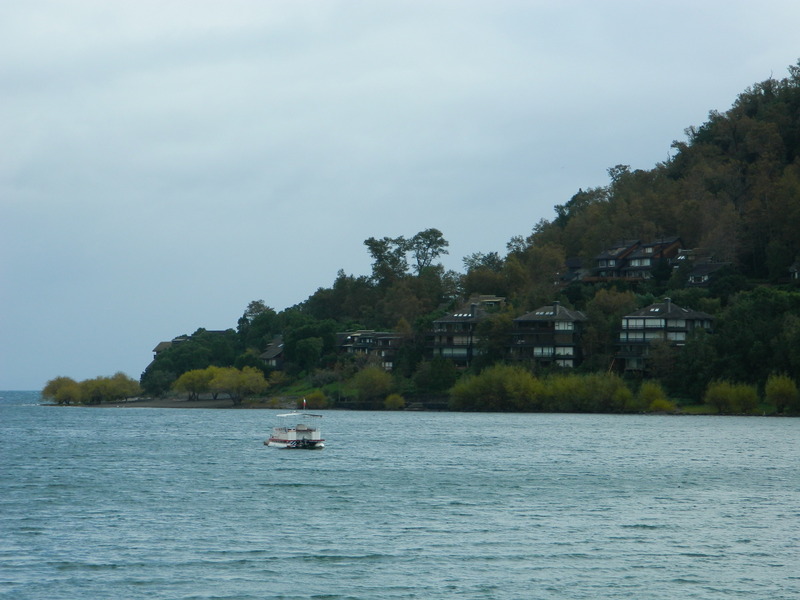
(131, 61), (800, 412)
(530, 60), (800, 281)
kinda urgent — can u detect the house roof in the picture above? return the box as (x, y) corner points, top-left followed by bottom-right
(627, 237), (682, 258)
(152, 341), (173, 353)
(594, 240), (640, 260)
(624, 299), (714, 321)
(689, 262), (731, 277)
(435, 305), (488, 323)
(515, 302), (587, 323)
(259, 336), (284, 361)
(434, 293), (508, 324)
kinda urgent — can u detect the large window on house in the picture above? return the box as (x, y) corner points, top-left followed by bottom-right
(555, 347), (574, 356)
(667, 331), (686, 342)
(619, 331), (645, 341)
(554, 321), (574, 331)
(626, 357), (644, 370)
(644, 318), (665, 328)
(534, 346), (555, 357)
(623, 318), (644, 329)
(441, 348), (468, 358)
(667, 319), (686, 328)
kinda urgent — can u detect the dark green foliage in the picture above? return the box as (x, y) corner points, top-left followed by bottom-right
(531, 61), (800, 280)
(139, 369), (176, 396)
(279, 314), (338, 374)
(668, 329), (718, 402)
(413, 357), (459, 393)
(237, 303), (278, 351)
(713, 287), (800, 384)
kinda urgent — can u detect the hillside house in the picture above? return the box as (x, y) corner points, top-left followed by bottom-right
(337, 330), (403, 371)
(621, 237), (682, 279)
(592, 240), (641, 278)
(259, 335), (284, 369)
(616, 298), (714, 372)
(686, 261), (731, 286)
(430, 295), (505, 367)
(591, 237), (683, 280)
(152, 335), (189, 356)
(511, 301), (588, 368)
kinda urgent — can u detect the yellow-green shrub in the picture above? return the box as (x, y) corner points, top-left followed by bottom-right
(384, 393), (406, 410)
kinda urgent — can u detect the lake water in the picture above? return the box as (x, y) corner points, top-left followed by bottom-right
(1, 390), (799, 600)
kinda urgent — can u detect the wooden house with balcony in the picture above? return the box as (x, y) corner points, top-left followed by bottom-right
(616, 298), (714, 372)
(620, 237), (682, 279)
(592, 240), (641, 278)
(337, 330), (403, 371)
(511, 301), (587, 368)
(430, 295), (505, 367)
(591, 237), (682, 281)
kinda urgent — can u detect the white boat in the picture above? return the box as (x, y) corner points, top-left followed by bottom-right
(265, 411), (325, 449)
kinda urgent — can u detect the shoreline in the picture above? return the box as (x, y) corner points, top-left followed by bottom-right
(103, 398), (238, 409)
(91, 397), (292, 409)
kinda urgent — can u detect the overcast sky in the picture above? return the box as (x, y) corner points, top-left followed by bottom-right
(2, 1), (800, 390)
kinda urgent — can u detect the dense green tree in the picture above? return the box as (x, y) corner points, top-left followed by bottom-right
(582, 288), (638, 370)
(413, 356), (459, 394)
(669, 328), (718, 401)
(238, 302), (278, 351)
(473, 311), (515, 369)
(294, 337), (324, 372)
(278, 311), (338, 373)
(714, 287), (800, 384)
(140, 368), (176, 397)
(463, 251), (504, 273)
(364, 236), (409, 286)
(407, 228), (449, 274)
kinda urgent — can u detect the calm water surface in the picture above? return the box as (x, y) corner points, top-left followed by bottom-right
(1, 391), (799, 599)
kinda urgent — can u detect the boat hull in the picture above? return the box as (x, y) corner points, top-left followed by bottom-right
(265, 438), (325, 449)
